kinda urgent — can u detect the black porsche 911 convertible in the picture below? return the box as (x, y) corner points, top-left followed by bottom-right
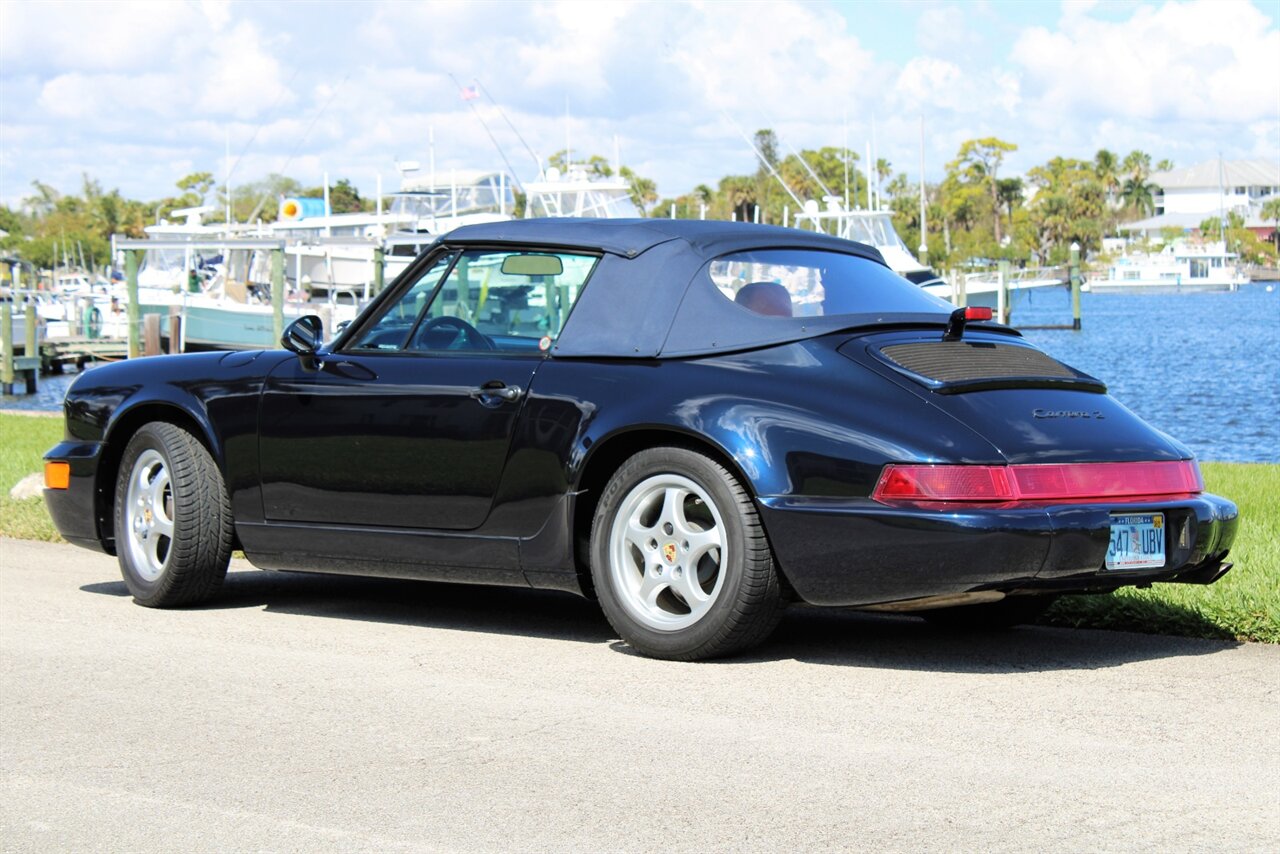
(43, 219), (1238, 660)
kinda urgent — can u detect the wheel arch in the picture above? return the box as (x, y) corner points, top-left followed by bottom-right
(569, 425), (784, 598)
(96, 401), (227, 552)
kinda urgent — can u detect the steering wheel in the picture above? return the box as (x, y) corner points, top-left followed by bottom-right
(416, 315), (494, 351)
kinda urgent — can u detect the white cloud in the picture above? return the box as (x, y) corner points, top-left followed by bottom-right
(1011, 0), (1280, 124)
(914, 4), (976, 56)
(890, 57), (1021, 121)
(1, 0), (1276, 210)
(196, 20), (291, 115)
(0, 0), (222, 73)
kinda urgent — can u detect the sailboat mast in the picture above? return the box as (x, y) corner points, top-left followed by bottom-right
(1217, 152), (1225, 244)
(865, 142), (872, 210)
(225, 129), (232, 229)
(843, 110), (849, 211)
(918, 115), (928, 261)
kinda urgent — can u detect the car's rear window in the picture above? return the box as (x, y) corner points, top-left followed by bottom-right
(709, 249), (951, 318)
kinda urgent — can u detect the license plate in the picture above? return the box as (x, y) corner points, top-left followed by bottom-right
(1106, 513), (1165, 570)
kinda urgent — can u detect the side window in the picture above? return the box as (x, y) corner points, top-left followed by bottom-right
(349, 253), (455, 350)
(416, 250), (597, 353)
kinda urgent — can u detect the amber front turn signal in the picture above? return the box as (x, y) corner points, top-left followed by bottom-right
(44, 461), (70, 490)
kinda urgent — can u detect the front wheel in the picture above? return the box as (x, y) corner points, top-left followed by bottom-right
(590, 447), (784, 660)
(114, 422), (233, 607)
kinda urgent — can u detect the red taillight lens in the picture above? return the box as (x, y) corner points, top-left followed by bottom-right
(872, 461), (1202, 504)
(964, 306), (993, 321)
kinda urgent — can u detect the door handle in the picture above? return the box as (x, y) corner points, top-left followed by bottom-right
(469, 382), (523, 403)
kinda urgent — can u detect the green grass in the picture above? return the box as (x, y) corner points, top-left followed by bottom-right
(1044, 462), (1279, 643)
(0, 412), (64, 542)
(1, 412), (1276, 642)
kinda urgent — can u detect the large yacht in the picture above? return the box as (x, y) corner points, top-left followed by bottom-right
(275, 169), (518, 293)
(1090, 239), (1247, 293)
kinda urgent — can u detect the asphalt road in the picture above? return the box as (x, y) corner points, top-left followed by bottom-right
(2, 537), (1277, 852)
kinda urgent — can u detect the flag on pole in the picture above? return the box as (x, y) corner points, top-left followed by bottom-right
(459, 85), (479, 101)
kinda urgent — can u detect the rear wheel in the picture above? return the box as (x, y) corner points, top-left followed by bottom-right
(114, 422), (232, 607)
(590, 447), (784, 660)
(919, 595), (1057, 630)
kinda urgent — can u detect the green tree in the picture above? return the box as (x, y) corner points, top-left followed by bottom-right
(231, 174), (305, 223)
(327, 178), (366, 214)
(1262, 198), (1280, 250)
(619, 165), (657, 213)
(1094, 149), (1120, 205)
(996, 177), (1024, 223)
(22, 181), (61, 218)
(547, 151), (615, 178)
(175, 171), (215, 206)
(1026, 157), (1106, 261)
(950, 137), (1018, 244)
(1122, 150), (1152, 183)
(1120, 175), (1157, 216)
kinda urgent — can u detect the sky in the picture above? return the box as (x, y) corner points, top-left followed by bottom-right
(1, 0), (1277, 210)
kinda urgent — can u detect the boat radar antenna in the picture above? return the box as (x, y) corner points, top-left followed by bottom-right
(719, 111), (806, 211)
(449, 73), (522, 186)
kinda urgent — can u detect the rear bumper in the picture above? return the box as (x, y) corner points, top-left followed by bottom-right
(43, 440), (110, 554)
(758, 492), (1238, 607)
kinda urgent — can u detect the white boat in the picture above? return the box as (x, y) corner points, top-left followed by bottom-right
(381, 169), (518, 282)
(138, 249), (361, 352)
(279, 170), (518, 291)
(523, 166), (640, 219)
(793, 199), (1071, 308)
(792, 200), (945, 287)
(1089, 240), (1247, 294)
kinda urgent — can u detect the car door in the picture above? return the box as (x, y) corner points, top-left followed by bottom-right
(259, 247), (599, 531)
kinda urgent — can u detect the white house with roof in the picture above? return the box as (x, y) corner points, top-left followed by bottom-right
(1122, 157), (1279, 239)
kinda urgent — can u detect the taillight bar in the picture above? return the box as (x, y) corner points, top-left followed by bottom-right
(872, 460), (1203, 504)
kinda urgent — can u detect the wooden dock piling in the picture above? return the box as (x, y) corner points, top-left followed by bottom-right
(143, 314), (162, 356)
(1, 300), (40, 395)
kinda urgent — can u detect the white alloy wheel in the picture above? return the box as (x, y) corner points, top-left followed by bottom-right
(591, 446), (786, 660)
(608, 473), (728, 631)
(123, 449), (175, 581)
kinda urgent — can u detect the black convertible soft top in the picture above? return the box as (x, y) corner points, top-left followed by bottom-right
(440, 218), (954, 359)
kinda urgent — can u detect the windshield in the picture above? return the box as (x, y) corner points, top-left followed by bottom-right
(708, 249), (951, 318)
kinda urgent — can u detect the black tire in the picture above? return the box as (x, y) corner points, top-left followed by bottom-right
(919, 595), (1058, 630)
(113, 422), (232, 607)
(590, 447), (784, 660)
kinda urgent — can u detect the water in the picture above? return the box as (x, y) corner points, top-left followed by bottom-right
(1014, 283), (1279, 463)
(5, 285), (1278, 462)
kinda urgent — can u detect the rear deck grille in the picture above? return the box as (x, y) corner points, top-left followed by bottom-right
(878, 341), (1101, 392)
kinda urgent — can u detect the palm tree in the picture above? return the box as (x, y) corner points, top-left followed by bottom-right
(1262, 198), (1280, 250)
(1094, 149), (1120, 205)
(1120, 176), (1157, 216)
(1122, 150), (1152, 183)
(1155, 159), (1175, 173)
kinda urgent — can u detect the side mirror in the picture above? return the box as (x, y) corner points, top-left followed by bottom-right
(281, 315), (324, 370)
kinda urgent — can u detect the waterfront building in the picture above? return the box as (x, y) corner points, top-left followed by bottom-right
(1122, 158), (1280, 241)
